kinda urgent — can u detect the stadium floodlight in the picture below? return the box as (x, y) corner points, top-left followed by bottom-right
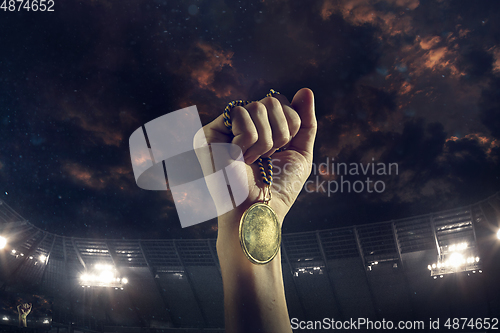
(100, 270), (114, 283)
(294, 265), (325, 275)
(0, 236), (6, 249)
(448, 242), (467, 252)
(428, 241), (481, 277)
(448, 252), (464, 267)
(79, 263), (128, 288)
(497, 229), (500, 240)
(95, 264), (113, 271)
(39, 254), (47, 263)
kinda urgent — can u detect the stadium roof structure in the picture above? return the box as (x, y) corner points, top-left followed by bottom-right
(1, 193), (500, 332)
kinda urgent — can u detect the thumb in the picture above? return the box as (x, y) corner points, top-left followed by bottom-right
(288, 88), (317, 161)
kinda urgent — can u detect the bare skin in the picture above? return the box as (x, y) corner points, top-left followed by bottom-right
(17, 302), (32, 327)
(201, 88), (317, 332)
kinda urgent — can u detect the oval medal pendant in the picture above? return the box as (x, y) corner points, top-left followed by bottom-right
(239, 202), (281, 265)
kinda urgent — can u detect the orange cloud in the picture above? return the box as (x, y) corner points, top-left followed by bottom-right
(178, 41), (240, 98)
(63, 162), (134, 191)
(488, 46), (500, 75)
(119, 109), (138, 126)
(392, 33), (465, 81)
(315, 0), (491, 164)
(463, 134), (499, 155)
(63, 163), (103, 189)
(60, 99), (124, 146)
(321, 0), (418, 36)
(456, 24), (471, 38)
(398, 82), (413, 95)
(419, 36), (441, 50)
(41, 81), (132, 148)
(321, 0), (465, 96)
(443, 134), (498, 162)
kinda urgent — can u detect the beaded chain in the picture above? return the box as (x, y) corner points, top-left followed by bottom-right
(222, 89), (281, 187)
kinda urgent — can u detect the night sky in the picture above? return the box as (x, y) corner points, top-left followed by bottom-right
(0, 0), (499, 240)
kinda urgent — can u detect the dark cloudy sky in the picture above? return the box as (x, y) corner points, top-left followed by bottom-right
(0, 0), (499, 239)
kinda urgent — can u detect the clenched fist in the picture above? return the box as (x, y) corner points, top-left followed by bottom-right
(200, 88), (317, 237)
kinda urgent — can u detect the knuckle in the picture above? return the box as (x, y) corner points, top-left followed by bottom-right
(231, 105), (246, 117)
(258, 138), (274, 151)
(247, 102), (267, 117)
(247, 130), (259, 144)
(263, 96), (282, 110)
(264, 140), (274, 151)
(273, 134), (289, 147)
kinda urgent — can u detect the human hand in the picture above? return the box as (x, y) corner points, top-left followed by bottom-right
(200, 88), (316, 237)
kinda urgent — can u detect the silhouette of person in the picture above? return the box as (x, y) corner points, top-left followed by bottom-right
(17, 302), (32, 328)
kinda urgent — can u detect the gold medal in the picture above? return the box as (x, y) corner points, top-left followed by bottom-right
(223, 89), (283, 265)
(239, 200), (281, 265)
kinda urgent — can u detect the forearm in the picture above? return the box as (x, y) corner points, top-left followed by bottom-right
(217, 222), (292, 333)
